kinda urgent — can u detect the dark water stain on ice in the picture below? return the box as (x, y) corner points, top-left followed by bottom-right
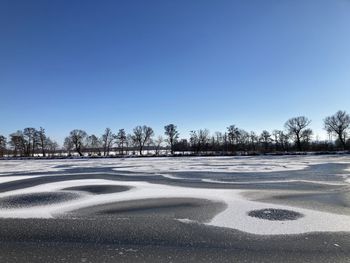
(62, 185), (131, 194)
(0, 192), (80, 208)
(70, 198), (227, 223)
(248, 208), (303, 221)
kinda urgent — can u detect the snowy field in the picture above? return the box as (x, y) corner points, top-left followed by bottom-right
(0, 155), (350, 235)
(1, 154), (350, 175)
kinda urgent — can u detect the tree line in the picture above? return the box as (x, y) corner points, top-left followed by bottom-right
(1, 111), (350, 158)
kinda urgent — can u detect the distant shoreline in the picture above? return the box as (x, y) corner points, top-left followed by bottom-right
(1, 151), (349, 161)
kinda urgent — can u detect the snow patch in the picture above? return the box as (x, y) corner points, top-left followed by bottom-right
(0, 179), (349, 235)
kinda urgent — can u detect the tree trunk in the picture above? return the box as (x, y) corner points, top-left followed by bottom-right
(139, 143), (143, 156)
(41, 142), (46, 157)
(296, 134), (302, 151)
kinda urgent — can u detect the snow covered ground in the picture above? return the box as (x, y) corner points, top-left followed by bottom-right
(0, 155), (350, 235)
(1, 154), (350, 175)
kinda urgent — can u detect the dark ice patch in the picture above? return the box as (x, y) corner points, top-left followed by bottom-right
(70, 198), (227, 223)
(248, 208), (303, 221)
(0, 192), (80, 208)
(62, 185), (131, 194)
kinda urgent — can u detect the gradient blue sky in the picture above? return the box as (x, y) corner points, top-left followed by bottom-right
(1, 0), (350, 144)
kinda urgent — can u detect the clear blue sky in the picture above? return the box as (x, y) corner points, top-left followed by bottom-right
(1, 0), (350, 144)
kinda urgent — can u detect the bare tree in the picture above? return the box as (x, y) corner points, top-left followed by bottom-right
(272, 130), (289, 151)
(0, 135), (6, 157)
(7, 110), (350, 158)
(9, 131), (26, 157)
(37, 127), (47, 157)
(164, 124), (179, 155)
(87, 134), (101, 155)
(237, 129), (249, 151)
(23, 127), (38, 157)
(189, 131), (199, 153)
(249, 131), (259, 151)
(8, 128), (52, 157)
(284, 116), (311, 151)
(189, 130), (210, 154)
(198, 129), (210, 153)
(101, 128), (115, 156)
(116, 129), (127, 155)
(259, 130), (272, 152)
(126, 133), (133, 155)
(64, 137), (74, 156)
(301, 128), (313, 150)
(66, 129), (87, 156)
(213, 132), (223, 152)
(46, 138), (58, 157)
(174, 139), (189, 155)
(227, 125), (241, 153)
(222, 132), (229, 153)
(131, 125), (154, 155)
(146, 138), (154, 155)
(154, 136), (164, 156)
(324, 110), (350, 149)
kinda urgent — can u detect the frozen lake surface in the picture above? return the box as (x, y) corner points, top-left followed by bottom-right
(0, 155), (350, 262)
